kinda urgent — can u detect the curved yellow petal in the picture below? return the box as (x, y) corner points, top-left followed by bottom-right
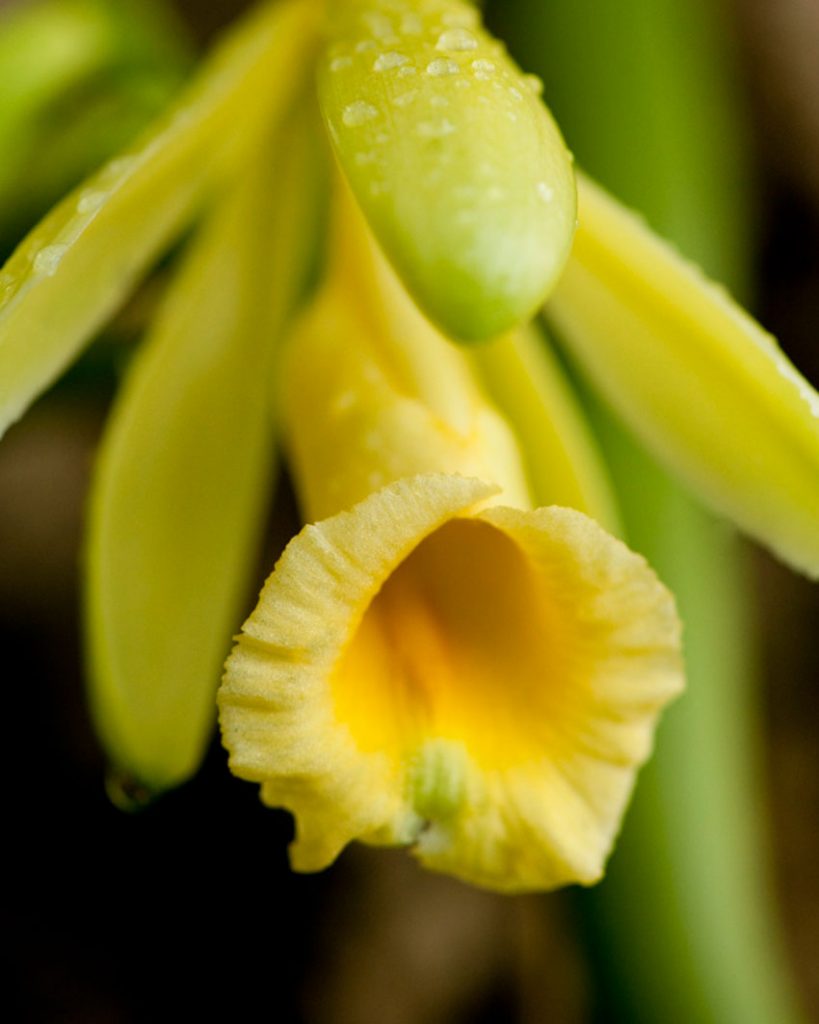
(84, 119), (321, 796)
(0, 0), (317, 439)
(219, 475), (682, 892)
(281, 218), (533, 519)
(317, 0), (575, 341)
(548, 173), (819, 578)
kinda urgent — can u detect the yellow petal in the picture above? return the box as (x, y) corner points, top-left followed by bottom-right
(317, 0), (575, 341)
(219, 475), (682, 892)
(282, 196), (533, 519)
(84, 119), (320, 795)
(548, 173), (819, 578)
(0, 0), (317, 439)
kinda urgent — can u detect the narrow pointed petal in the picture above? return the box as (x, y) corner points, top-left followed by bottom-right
(219, 475), (682, 892)
(470, 324), (621, 533)
(85, 126), (321, 796)
(317, 0), (575, 341)
(0, 0), (317, 440)
(548, 173), (819, 578)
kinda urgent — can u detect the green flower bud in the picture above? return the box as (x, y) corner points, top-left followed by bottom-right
(318, 0), (576, 342)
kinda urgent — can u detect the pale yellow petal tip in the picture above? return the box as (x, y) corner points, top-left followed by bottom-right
(219, 475), (683, 893)
(552, 173), (819, 580)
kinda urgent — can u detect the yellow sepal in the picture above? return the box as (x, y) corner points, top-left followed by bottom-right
(0, 0), (317, 439)
(85, 116), (319, 795)
(548, 173), (819, 578)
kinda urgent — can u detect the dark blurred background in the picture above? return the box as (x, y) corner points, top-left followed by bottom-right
(1, 0), (817, 1021)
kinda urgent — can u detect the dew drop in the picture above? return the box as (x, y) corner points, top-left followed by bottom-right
(525, 73), (544, 95)
(442, 9), (478, 28)
(537, 182), (555, 203)
(355, 39), (376, 53)
(0, 271), (14, 302)
(33, 244), (67, 276)
(397, 65), (417, 77)
(393, 90), (418, 107)
(330, 55), (353, 72)
(471, 58), (495, 80)
(430, 95), (449, 108)
(343, 101), (379, 126)
(509, 86), (524, 101)
(426, 58), (459, 76)
(355, 151), (377, 166)
(362, 12), (393, 39)
(374, 50), (408, 71)
(436, 28), (478, 52)
(416, 118), (456, 138)
(77, 190), (106, 214)
(104, 155), (136, 180)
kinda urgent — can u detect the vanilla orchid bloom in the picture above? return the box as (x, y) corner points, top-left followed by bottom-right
(219, 194), (683, 891)
(0, 0), (816, 887)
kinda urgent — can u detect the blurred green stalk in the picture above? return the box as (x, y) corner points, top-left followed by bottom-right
(0, 0), (191, 253)
(493, 0), (805, 1020)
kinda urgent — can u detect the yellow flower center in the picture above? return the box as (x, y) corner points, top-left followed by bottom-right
(333, 518), (564, 770)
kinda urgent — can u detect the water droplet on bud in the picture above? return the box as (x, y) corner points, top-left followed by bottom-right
(343, 101), (379, 126)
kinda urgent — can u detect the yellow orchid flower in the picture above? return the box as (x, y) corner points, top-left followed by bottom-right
(219, 193), (683, 892)
(0, 0), (816, 891)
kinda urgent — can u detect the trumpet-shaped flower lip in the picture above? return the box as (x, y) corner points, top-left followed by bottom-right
(219, 473), (683, 893)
